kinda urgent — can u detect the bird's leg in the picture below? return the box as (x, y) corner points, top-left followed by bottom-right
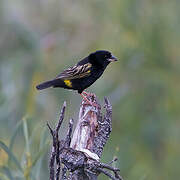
(80, 93), (99, 108)
(80, 93), (93, 105)
(82, 91), (91, 96)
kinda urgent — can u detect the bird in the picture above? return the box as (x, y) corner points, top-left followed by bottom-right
(36, 50), (118, 106)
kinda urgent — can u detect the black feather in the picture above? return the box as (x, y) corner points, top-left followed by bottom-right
(36, 80), (54, 90)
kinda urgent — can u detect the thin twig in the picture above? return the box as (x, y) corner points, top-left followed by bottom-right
(55, 101), (66, 180)
(97, 168), (117, 180)
(108, 157), (118, 165)
(56, 147), (61, 180)
(99, 162), (122, 180)
(100, 162), (120, 172)
(47, 123), (56, 180)
(65, 118), (74, 148)
(55, 101), (66, 134)
(47, 102), (66, 180)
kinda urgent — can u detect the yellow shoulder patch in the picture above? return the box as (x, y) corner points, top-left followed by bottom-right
(64, 79), (72, 87)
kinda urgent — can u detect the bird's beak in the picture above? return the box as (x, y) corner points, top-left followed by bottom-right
(107, 55), (118, 62)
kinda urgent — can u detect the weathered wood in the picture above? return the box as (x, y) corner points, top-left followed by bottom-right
(70, 93), (101, 161)
(47, 94), (123, 180)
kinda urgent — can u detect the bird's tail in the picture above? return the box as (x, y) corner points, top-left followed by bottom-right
(36, 80), (55, 90)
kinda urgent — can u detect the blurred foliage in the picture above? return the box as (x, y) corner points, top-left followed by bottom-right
(0, 0), (180, 179)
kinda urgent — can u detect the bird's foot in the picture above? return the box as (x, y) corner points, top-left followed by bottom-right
(80, 93), (99, 108)
(82, 91), (91, 96)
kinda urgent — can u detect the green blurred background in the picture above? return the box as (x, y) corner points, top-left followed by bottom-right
(0, 0), (180, 179)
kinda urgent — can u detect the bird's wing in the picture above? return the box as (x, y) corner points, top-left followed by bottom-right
(56, 63), (92, 80)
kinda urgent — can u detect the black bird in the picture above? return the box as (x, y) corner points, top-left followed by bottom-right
(36, 50), (117, 105)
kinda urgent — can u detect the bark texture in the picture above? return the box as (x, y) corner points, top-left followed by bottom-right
(47, 94), (123, 180)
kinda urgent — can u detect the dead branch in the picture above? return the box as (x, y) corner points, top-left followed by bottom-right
(47, 94), (123, 180)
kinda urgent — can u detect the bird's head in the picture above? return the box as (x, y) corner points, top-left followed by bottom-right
(89, 50), (118, 68)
